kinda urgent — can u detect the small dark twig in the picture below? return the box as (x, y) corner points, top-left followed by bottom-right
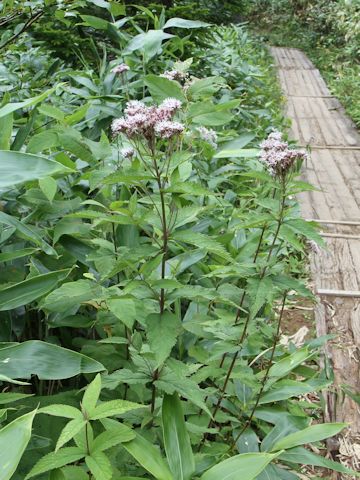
(0, 10), (44, 50)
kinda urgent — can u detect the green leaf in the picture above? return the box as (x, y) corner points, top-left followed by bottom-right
(0, 150), (71, 189)
(82, 374), (102, 415)
(91, 425), (135, 453)
(0, 85), (62, 118)
(213, 133), (256, 158)
(0, 211), (56, 255)
(271, 423), (348, 452)
(214, 148), (259, 159)
(124, 30), (174, 61)
(144, 74), (185, 102)
(0, 409), (36, 480)
(0, 113), (13, 150)
(172, 230), (232, 262)
(90, 399), (142, 420)
(39, 176), (57, 203)
(0, 269), (70, 311)
(278, 446), (360, 477)
(0, 392), (33, 405)
(123, 434), (173, 480)
(247, 276), (273, 320)
(267, 348), (312, 385)
(60, 466), (88, 480)
(39, 404), (82, 419)
(163, 18), (210, 29)
(201, 452), (280, 480)
(38, 104), (65, 121)
(0, 341), (105, 380)
(56, 419), (87, 451)
(42, 280), (105, 312)
(26, 129), (59, 153)
(146, 312), (181, 368)
(0, 248), (38, 263)
(25, 447), (85, 479)
(259, 380), (325, 404)
(85, 451), (112, 480)
(107, 298), (137, 329)
(162, 394), (195, 480)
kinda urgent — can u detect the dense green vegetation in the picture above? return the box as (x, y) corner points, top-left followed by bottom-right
(0, 1), (359, 479)
(242, 0), (360, 127)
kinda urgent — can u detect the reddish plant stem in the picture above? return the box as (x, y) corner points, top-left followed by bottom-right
(230, 291), (288, 450)
(202, 182), (287, 444)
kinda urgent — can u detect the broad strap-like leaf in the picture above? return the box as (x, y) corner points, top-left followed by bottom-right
(0, 270), (70, 311)
(0, 150), (71, 190)
(270, 423), (348, 452)
(278, 446), (360, 477)
(162, 394), (195, 480)
(201, 452), (280, 480)
(123, 434), (173, 480)
(0, 211), (56, 255)
(0, 409), (36, 480)
(0, 341), (105, 380)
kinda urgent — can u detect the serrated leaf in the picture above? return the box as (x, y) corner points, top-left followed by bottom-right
(56, 419), (87, 451)
(91, 424), (135, 453)
(39, 404), (82, 419)
(42, 280), (105, 313)
(90, 400), (142, 420)
(85, 451), (112, 480)
(146, 312), (181, 368)
(172, 230), (232, 262)
(82, 374), (101, 415)
(25, 447), (85, 479)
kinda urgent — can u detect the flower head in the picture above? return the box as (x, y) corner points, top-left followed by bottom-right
(112, 63), (130, 74)
(154, 120), (184, 139)
(112, 99), (184, 141)
(197, 126), (217, 149)
(124, 100), (147, 117)
(121, 147), (135, 159)
(260, 131), (307, 177)
(160, 70), (187, 82)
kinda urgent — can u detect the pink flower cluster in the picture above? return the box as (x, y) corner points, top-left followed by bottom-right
(111, 98), (184, 140)
(112, 63), (130, 74)
(197, 126), (217, 149)
(121, 147), (135, 159)
(160, 70), (187, 82)
(260, 131), (307, 177)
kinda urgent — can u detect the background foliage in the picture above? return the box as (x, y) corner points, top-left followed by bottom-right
(0, 1), (358, 479)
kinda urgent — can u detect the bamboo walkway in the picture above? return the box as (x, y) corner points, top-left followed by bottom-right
(271, 47), (360, 473)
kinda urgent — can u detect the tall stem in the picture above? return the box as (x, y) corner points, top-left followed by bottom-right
(230, 291), (288, 450)
(202, 180), (288, 442)
(150, 152), (168, 413)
